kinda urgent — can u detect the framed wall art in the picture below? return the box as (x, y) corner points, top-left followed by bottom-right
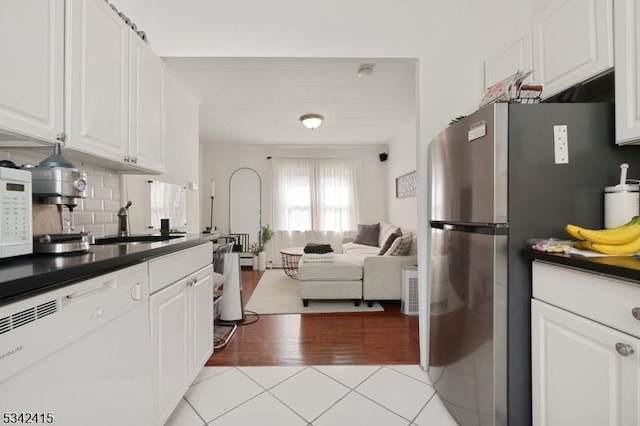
(395, 170), (417, 198)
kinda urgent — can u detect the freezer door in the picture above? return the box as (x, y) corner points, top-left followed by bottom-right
(428, 103), (508, 224)
(428, 225), (507, 425)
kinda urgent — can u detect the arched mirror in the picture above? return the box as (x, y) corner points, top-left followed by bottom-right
(229, 168), (261, 254)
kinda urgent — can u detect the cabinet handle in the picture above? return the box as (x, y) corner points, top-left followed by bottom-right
(56, 132), (67, 142)
(632, 307), (640, 321)
(130, 283), (142, 301)
(186, 278), (194, 287)
(132, 157), (138, 164)
(615, 343), (635, 356)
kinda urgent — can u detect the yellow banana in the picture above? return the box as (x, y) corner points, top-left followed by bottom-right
(573, 240), (590, 250)
(565, 224), (585, 240)
(565, 216), (640, 245)
(579, 237), (640, 255)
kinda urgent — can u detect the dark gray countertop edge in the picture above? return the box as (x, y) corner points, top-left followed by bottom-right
(526, 248), (640, 284)
(0, 236), (214, 307)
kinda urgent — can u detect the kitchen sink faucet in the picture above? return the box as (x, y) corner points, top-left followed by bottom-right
(117, 201), (132, 237)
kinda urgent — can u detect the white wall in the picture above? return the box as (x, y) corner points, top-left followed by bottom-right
(202, 144), (388, 237)
(387, 117), (418, 230)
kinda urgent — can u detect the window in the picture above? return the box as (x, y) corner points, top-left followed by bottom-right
(273, 158), (359, 232)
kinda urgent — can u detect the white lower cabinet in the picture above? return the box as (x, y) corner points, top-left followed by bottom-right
(149, 243), (213, 425)
(532, 300), (640, 426)
(150, 274), (189, 424)
(189, 265), (214, 380)
(532, 262), (640, 426)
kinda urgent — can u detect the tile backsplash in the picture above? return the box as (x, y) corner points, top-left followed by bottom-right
(3, 149), (121, 237)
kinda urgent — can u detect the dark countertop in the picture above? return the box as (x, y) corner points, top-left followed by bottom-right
(0, 234), (217, 307)
(528, 249), (640, 284)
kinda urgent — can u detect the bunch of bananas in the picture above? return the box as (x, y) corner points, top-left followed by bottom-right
(565, 216), (640, 255)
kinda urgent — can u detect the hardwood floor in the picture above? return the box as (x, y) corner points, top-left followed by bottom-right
(207, 268), (420, 366)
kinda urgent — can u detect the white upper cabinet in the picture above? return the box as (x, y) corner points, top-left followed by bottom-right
(0, 0), (64, 143)
(484, 32), (533, 89)
(531, 0), (613, 99)
(129, 35), (165, 172)
(65, 0), (166, 173)
(614, 0), (640, 145)
(66, 0), (129, 164)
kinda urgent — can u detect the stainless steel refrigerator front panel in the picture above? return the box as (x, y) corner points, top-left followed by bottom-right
(429, 103), (509, 225)
(427, 226), (507, 425)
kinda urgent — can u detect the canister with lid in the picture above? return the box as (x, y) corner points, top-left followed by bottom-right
(604, 163), (640, 228)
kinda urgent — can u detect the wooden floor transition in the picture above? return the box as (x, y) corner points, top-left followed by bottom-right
(207, 268), (420, 366)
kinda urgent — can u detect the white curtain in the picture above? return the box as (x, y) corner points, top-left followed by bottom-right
(271, 157), (359, 261)
(272, 158), (313, 231)
(316, 158), (359, 232)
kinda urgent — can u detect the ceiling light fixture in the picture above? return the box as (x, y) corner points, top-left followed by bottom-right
(300, 113), (324, 129)
(357, 63), (375, 78)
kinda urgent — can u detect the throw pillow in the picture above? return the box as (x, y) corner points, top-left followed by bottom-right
(378, 229), (402, 255)
(353, 223), (380, 247)
(384, 233), (412, 256)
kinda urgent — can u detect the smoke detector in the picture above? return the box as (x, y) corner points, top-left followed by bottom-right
(357, 63), (375, 78)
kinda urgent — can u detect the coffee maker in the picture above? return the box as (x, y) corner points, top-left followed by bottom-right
(30, 143), (92, 253)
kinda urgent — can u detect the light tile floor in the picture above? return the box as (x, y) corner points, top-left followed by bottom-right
(165, 365), (458, 426)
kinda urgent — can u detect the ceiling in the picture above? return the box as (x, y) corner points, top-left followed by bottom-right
(162, 57), (417, 147)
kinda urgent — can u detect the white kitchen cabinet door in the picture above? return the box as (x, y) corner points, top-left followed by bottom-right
(0, 0), (63, 143)
(614, 0), (640, 145)
(531, 0), (613, 99)
(189, 265), (214, 381)
(484, 32), (533, 89)
(532, 300), (640, 426)
(66, 0), (129, 163)
(129, 35), (165, 173)
(150, 277), (190, 425)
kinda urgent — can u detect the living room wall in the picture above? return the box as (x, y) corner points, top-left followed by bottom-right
(386, 117), (417, 231)
(201, 144), (388, 261)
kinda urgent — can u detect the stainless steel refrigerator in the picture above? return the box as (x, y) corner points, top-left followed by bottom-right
(427, 102), (640, 425)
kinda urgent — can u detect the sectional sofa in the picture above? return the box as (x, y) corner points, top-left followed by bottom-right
(298, 222), (417, 306)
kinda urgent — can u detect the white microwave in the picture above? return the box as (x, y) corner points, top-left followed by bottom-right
(0, 167), (32, 258)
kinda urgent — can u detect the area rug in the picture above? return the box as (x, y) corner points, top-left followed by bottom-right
(245, 270), (384, 314)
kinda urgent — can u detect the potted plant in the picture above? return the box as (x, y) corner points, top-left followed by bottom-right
(248, 242), (261, 270)
(256, 225), (272, 271)
(249, 225), (273, 271)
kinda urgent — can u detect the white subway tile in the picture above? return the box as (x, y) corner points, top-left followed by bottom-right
(104, 200), (121, 212)
(73, 212), (94, 225)
(103, 176), (120, 189)
(82, 198), (104, 212)
(82, 224), (105, 236)
(104, 223), (119, 236)
(94, 212), (113, 224)
(93, 187), (112, 201)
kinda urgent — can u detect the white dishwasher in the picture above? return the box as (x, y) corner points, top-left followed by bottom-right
(0, 263), (154, 426)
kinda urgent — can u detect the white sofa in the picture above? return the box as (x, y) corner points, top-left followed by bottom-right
(341, 223), (417, 305)
(298, 223), (417, 306)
